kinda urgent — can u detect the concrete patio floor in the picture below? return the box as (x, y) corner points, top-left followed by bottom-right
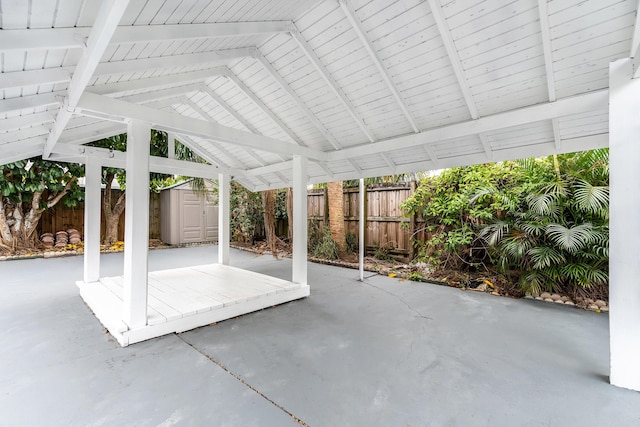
(1, 246), (639, 426)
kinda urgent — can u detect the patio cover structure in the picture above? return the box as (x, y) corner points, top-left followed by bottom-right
(0, 0), (638, 391)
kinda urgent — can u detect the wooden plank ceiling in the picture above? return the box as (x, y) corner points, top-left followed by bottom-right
(0, 0), (635, 190)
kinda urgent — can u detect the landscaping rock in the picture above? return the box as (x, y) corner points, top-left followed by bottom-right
(601, 306), (609, 312)
(544, 298), (554, 302)
(551, 294), (562, 301)
(535, 296), (543, 300)
(588, 304), (599, 311)
(594, 300), (607, 308)
(561, 296), (570, 302)
(554, 300), (565, 304)
(564, 301), (575, 306)
(540, 292), (551, 299)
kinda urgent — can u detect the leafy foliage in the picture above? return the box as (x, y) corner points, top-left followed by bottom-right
(401, 149), (609, 295)
(230, 181), (264, 243)
(0, 158), (84, 250)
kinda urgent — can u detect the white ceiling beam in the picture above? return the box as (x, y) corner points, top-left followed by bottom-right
(538, 0), (556, 102)
(0, 125), (50, 145)
(1, 49), (249, 90)
(478, 133), (494, 160)
(255, 51), (341, 150)
(225, 72), (306, 147)
(0, 28), (86, 52)
(0, 21), (291, 52)
(51, 144), (229, 179)
(140, 97), (186, 110)
(59, 122), (127, 145)
(0, 68), (70, 91)
(0, 111), (56, 132)
(0, 92), (62, 115)
(197, 85), (288, 163)
(88, 67), (229, 96)
(75, 92), (326, 160)
(183, 98), (268, 167)
(1, 95), (60, 118)
(290, 25), (375, 142)
(0, 149), (44, 167)
(116, 84), (201, 104)
(552, 118), (562, 151)
(339, 0), (420, 133)
(199, 85), (260, 134)
(631, 0), (640, 58)
(43, 0), (130, 158)
(328, 89), (608, 161)
(427, 0), (479, 119)
(93, 47), (253, 77)
(380, 153), (397, 173)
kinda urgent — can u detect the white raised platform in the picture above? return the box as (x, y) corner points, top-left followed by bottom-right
(77, 263), (310, 346)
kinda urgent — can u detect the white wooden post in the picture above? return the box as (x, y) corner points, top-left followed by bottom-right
(359, 178), (365, 281)
(167, 132), (176, 159)
(218, 172), (230, 265)
(609, 57), (640, 392)
(83, 156), (101, 283)
(122, 120), (151, 329)
(292, 156), (308, 285)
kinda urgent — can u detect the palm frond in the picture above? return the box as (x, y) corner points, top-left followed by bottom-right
(546, 223), (594, 253)
(528, 246), (566, 269)
(573, 179), (609, 213)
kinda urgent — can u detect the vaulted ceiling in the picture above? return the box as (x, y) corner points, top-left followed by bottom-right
(0, 0), (636, 190)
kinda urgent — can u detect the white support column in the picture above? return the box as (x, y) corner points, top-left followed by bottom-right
(167, 132), (176, 159)
(359, 178), (365, 282)
(292, 156), (308, 285)
(83, 156), (101, 283)
(218, 172), (230, 265)
(609, 57), (640, 392)
(122, 120), (151, 329)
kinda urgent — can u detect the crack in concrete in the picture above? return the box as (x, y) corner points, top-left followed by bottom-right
(363, 279), (433, 321)
(177, 335), (310, 427)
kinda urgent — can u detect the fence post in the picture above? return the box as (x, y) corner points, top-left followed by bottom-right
(409, 180), (416, 261)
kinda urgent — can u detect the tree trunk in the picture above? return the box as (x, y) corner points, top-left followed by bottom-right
(327, 181), (346, 255)
(262, 189), (277, 257)
(286, 187), (293, 241)
(102, 173), (126, 245)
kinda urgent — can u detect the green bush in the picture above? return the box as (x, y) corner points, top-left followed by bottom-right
(311, 226), (339, 260)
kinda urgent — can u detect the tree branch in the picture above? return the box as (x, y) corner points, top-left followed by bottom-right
(45, 177), (77, 209)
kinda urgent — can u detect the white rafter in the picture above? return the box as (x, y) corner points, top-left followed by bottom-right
(538, 0), (557, 102)
(43, 0), (130, 158)
(184, 98), (269, 167)
(631, 0), (640, 78)
(116, 84), (201, 104)
(290, 25), (375, 142)
(0, 112), (56, 133)
(552, 118), (562, 151)
(71, 93), (324, 160)
(255, 51), (341, 150)
(224, 71), (308, 148)
(478, 134), (494, 160)
(88, 68), (229, 96)
(0, 21), (291, 52)
(0, 69), (70, 91)
(427, 0), (479, 120)
(339, 0), (419, 133)
(327, 90), (608, 161)
(1, 49), (250, 91)
(199, 85), (260, 134)
(631, 0), (640, 58)
(0, 92), (62, 115)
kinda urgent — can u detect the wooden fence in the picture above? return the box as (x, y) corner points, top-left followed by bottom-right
(40, 185), (421, 257)
(39, 190), (161, 241)
(307, 184), (423, 258)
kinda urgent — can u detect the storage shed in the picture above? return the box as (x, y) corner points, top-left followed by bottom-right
(160, 180), (218, 245)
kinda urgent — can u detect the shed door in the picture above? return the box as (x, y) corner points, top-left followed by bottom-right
(205, 201), (218, 241)
(181, 191), (204, 243)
